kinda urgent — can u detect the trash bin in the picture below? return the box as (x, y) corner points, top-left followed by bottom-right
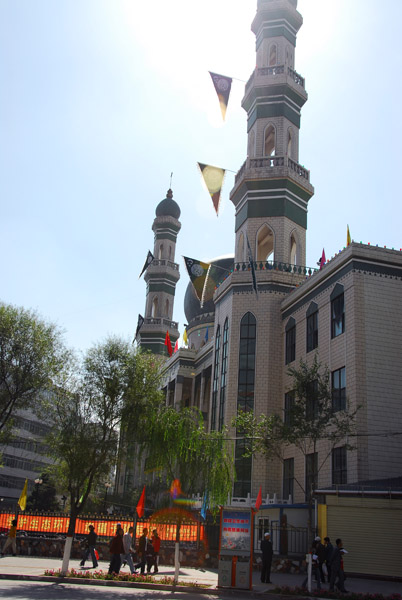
(218, 555), (232, 587)
(235, 557), (250, 589)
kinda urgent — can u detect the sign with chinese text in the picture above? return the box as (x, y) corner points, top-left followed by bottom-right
(220, 509), (252, 556)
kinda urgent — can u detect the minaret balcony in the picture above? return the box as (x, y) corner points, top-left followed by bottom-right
(234, 155), (313, 194)
(244, 66), (307, 109)
(144, 259), (180, 283)
(144, 317), (179, 330)
(151, 259), (179, 271)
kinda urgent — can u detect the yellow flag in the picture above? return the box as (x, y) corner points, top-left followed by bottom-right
(18, 479), (28, 511)
(183, 328), (188, 346)
(347, 225), (351, 246)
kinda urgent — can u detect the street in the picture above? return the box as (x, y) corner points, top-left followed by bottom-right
(0, 580), (240, 600)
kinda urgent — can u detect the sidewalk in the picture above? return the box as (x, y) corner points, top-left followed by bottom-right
(0, 555), (401, 595)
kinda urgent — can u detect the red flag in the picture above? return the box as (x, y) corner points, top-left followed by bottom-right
(136, 486), (145, 518)
(320, 248), (326, 270)
(255, 486), (262, 511)
(174, 339), (179, 353)
(165, 331), (173, 356)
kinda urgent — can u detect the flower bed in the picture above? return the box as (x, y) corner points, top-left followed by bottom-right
(271, 585), (402, 600)
(43, 568), (208, 588)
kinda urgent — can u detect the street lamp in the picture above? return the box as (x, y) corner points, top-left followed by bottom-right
(104, 482), (112, 512)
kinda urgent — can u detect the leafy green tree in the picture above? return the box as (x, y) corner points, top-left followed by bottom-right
(0, 302), (68, 438)
(234, 356), (358, 538)
(45, 336), (163, 574)
(26, 472), (60, 511)
(144, 406), (234, 583)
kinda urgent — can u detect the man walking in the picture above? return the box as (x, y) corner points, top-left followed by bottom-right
(135, 527), (149, 575)
(151, 529), (161, 573)
(329, 538), (348, 593)
(108, 526), (124, 575)
(80, 524), (98, 569)
(121, 526), (136, 574)
(260, 531), (273, 584)
(1, 519), (17, 557)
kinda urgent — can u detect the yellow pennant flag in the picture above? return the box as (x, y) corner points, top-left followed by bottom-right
(197, 162), (225, 216)
(347, 225), (351, 246)
(18, 479), (28, 511)
(183, 328), (188, 346)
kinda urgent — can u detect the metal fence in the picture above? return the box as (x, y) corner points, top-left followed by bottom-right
(254, 520), (311, 556)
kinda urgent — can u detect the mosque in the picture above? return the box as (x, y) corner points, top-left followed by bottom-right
(121, 0), (402, 576)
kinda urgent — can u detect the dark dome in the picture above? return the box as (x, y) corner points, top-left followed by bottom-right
(184, 256), (234, 324)
(155, 189), (181, 219)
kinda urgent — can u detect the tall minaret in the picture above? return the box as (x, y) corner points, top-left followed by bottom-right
(230, 0), (314, 266)
(138, 189), (181, 355)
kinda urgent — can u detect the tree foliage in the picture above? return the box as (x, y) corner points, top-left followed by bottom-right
(26, 472), (60, 512)
(234, 355), (358, 495)
(144, 406), (234, 514)
(0, 302), (68, 437)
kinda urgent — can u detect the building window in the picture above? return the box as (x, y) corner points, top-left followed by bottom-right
(264, 125), (275, 157)
(330, 284), (345, 338)
(235, 312), (256, 497)
(332, 367), (346, 412)
(257, 224), (274, 261)
(306, 379), (319, 420)
(283, 458), (294, 500)
(269, 43), (277, 66)
(332, 446), (347, 485)
(306, 302), (318, 353)
(284, 391), (295, 425)
(219, 319), (229, 431)
(211, 326), (221, 431)
(305, 452), (318, 500)
(285, 318), (296, 365)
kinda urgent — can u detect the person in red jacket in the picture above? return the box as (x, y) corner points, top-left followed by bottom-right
(151, 529), (161, 573)
(108, 527), (124, 574)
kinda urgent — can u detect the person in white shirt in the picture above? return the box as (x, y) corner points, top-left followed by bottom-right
(121, 527), (136, 574)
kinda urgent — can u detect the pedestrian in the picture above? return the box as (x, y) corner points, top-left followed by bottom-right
(146, 538), (155, 573)
(151, 529), (161, 573)
(135, 527), (149, 574)
(121, 526), (136, 574)
(324, 536), (333, 582)
(1, 519), (17, 557)
(260, 531), (273, 584)
(302, 541), (321, 590)
(329, 538), (348, 593)
(108, 526), (124, 575)
(80, 524), (98, 569)
(314, 536), (326, 583)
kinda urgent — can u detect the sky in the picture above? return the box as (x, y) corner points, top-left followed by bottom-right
(1, 0), (402, 354)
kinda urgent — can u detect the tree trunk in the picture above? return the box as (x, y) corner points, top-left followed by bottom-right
(173, 521), (181, 585)
(61, 507), (78, 575)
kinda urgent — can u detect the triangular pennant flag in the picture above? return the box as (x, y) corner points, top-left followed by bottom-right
(347, 225), (351, 247)
(201, 262), (232, 307)
(246, 234), (258, 296)
(174, 339), (179, 353)
(133, 314), (145, 343)
(183, 256), (210, 302)
(319, 249), (326, 270)
(183, 327), (188, 346)
(136, 486), (146, 518)
(18, 478), (28, 512)
(255, 486), (262, 511)
(209, 71), (232, 121)
(165, 331), (173, 357)
(139, 251), (154, 279)
(197, 162), (225, 216)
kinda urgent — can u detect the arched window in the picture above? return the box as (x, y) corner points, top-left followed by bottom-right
(151, 297), (158, 318)
(168, 245), (172, 260)
(269, 43), (277, 66)
(158, 244), (163, 259)
(211, 326), (221, 431)
(264, 125), (275, 157)
(248, 129), (255, 158)
(290, 233), (297, 265)
(237, 232), (245, 262)
(165, 298), (169, 317)
(219, 319), (229, 431)
(257, 224), (274, 261)
(234, 312), (256, 497)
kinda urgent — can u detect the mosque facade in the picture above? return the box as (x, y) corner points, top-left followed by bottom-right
(129, 0), (402, 513)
